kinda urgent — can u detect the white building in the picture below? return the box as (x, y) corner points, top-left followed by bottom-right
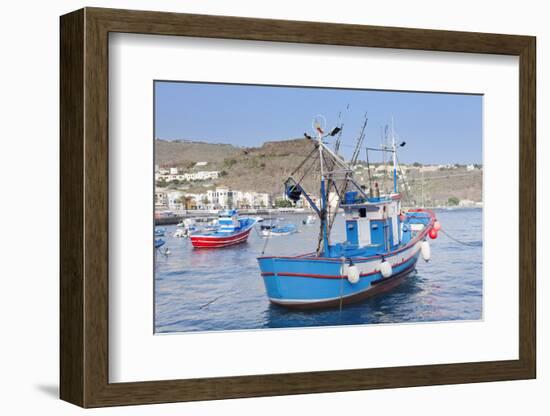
(186, 171), (219, 181)
(234, 191), (270, 208)
(155, 190), (167, 207)
(169, 167), (179, 175)
(420, 165), (440, 173)
(438, 163), (455, 170)
(206, 187), (232, 209)
(188, 187), (271, 210)
(166, 190), (185, 210)
(156, 170), (220, 183)
(459, 199), (475, 207)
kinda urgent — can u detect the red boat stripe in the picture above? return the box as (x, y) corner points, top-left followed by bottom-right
(191, 231), (250, 241)
(261, 252), (417, 280)
(190, 226), (254, 248)
(191, 230), (251, 242)
(192, 232), (252, 248)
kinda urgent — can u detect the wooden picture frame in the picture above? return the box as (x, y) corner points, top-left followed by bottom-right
(60, 7), (536, 408)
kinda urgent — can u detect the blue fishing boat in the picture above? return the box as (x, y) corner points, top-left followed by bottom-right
(190, 210), (256, 248)
(260, 222), (297, 237)
(154, 238), (166, 249)
(257, 116), (440, 309)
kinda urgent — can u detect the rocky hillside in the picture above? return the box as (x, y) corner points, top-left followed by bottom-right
(155, 139), (241, 169)
(155, 138), (482, 205)
(156, 138), (319, 196)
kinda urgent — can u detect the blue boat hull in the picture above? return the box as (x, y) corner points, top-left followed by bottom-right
(257, 209), (435, 310)
(258, 250), (420, 309)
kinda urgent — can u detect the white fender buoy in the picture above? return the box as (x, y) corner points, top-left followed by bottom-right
(380, 260), (392, 278)
(347, 265), (360, 284)
(421, 241), (431, 262)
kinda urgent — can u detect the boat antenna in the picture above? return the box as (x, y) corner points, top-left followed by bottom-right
(350, 112), (368, 167)
(334, 104), (350, 156)
(334, 111), (343, 155)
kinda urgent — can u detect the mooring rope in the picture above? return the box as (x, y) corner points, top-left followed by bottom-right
(199, 296), (222, 309)
(260, 212), (274, 255)
(439, 228), (481, 247)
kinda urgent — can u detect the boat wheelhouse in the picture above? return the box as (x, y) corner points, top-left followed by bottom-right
(257, 115), (439, 309)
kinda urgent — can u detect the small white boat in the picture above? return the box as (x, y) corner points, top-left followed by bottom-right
(173, 229), (188, 238)
(177, 218), (196, 228)
(302, 214), (316, 225)
(261, 223), (297, 237)
(173, 224), (199, 238)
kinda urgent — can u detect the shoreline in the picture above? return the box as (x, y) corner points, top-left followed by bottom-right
(154, 205), (482, 225)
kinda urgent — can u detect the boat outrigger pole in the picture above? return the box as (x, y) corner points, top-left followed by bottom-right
(375, 118), (404, 194)
(392, 119), (398, 193)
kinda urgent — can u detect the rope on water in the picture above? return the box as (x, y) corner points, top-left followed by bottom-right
(260, 211), (274, 255)
(439, 228), (480, 247)
(199, 296), (222, 309)
(261, 229), (272, 255)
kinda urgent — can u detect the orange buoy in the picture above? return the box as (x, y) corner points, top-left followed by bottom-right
(433, 220), (441, 231)
(429, 228), (438, 239)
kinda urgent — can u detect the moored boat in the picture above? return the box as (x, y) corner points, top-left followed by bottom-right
(257, 116), (439, 309)
(302, 214), (316, 225)
(260, 223), (297, 237)
(190, 210), (256, 248)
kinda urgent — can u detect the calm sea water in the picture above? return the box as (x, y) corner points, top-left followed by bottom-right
(154, 208), (482, 333)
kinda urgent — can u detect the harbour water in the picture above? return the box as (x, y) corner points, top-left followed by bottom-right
(154, 208), (482, 333)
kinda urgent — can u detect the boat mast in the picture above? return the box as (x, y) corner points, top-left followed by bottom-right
(391, 117), (398, 194)
(315, 121), (330, 256)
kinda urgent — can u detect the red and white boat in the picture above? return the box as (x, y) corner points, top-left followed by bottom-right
(190, 210), (257, 248)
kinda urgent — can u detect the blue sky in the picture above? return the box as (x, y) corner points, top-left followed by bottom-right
(155, 81), (482, 164)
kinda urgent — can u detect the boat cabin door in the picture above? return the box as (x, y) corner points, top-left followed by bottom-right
(357, 207), (371, 246)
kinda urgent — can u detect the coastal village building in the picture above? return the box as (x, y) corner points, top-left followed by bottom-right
(155, 170), (220, 182)
(155, 189), (186, 210)
(203, 187), (270, 210)
(155, 190), (168, 207)
(459, 199), (476, 207)
(155, 187), (270, 211)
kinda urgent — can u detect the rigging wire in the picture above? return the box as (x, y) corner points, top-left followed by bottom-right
(396, 154), (412, 205)
(289, 145), (319, 177)
(365, 146), (374, 196)
(295, 152), (320, 187)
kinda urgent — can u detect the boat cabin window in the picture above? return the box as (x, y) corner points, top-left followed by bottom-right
(359, 208), (367, 218)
